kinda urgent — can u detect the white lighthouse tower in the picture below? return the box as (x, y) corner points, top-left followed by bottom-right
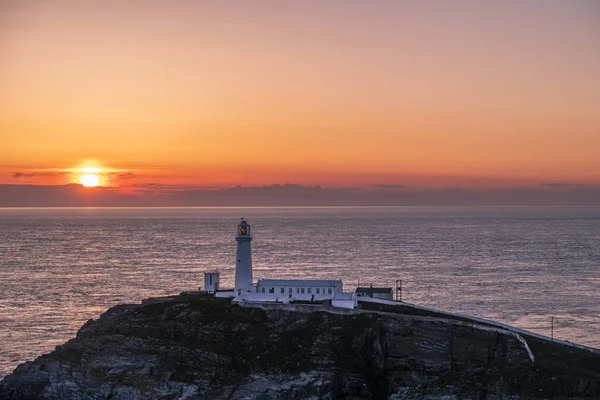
(234, 218), (253, 293)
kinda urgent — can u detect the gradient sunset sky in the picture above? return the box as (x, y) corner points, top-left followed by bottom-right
(1, 0), (599, 190)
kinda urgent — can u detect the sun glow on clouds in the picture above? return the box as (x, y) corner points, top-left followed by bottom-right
(80, 167), (101, 174)
(69, 163), (137, 188)
(75, 162), (104, 187)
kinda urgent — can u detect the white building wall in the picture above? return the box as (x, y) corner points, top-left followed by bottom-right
(215, 291), (236, 298)
(235, 239), (253, 292)
(255, 280), (342, 302)
(373, 292), (393, 300)
(332, 293), (357, 309)
(332, 299), (356, 309)
(203, 272), (220, 293)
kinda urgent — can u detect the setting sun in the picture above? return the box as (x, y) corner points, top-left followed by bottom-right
(76, 164), (103, 187)
(80, 174), (100, 187)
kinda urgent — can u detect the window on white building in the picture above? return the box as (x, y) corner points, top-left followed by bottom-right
(308, 288), (312, 294)
(280, 288), (285, 294)
(297, 287), (300, 294)
(316, 288), (320, 294)
(289, 288), (293, 294)
(328, 288), (332, 294)
(261, 287), (265, 293)
(269, 287), (275, 293)
(301, 288), (305, 294)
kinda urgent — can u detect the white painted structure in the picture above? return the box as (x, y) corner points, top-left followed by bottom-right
(355, 287), (393, 300)
(204, 218), (353, 307)
(255, 279), (343, 302)
(215, 291), (236, 298)
(332, 292), (357, 309)
(203, 272), (220, 293)
(234, 219), (253, 293)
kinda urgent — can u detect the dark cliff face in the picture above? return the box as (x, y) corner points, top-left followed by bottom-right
(1, 294), (599, 399)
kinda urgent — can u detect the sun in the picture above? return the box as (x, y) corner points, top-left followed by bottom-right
(76, 164), (103, 187)
(80, 173), (100, 187)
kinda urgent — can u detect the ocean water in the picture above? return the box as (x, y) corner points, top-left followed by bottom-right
(0, 206), (599, 379)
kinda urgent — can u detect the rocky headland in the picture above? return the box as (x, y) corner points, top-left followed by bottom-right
(1, 293), (599, 399)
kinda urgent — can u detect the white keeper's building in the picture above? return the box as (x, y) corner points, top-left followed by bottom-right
(206, 219), (354, 308)
(256, 279), (343, 302)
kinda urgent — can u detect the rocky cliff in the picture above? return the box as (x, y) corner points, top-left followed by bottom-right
(1, 294), (599, 399)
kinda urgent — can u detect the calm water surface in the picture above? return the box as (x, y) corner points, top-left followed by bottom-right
(1, 207), (599, 378)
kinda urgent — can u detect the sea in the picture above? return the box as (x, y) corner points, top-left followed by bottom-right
(1, 206), (599, 379)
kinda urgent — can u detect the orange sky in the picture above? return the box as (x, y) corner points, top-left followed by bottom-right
(1, 1), (599, 190)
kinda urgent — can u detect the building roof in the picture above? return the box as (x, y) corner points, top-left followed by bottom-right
(356, 287), (393, 294)
(333, 292), (356, 300)
(257, 279), (342, 287)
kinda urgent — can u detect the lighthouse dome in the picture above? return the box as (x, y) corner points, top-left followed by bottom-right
(237, 218), (251, 237)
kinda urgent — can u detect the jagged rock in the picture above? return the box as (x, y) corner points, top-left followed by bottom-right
(1, 294), (599, 399)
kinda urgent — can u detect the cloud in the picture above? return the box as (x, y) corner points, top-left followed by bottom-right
(131, 183), (220, 191)
(541, 182), (585, 189)
(116, 172), (136, 179)
(0, 183), (599, 207)
(12, 172), (37, 179)
(12, 170), (68, 180)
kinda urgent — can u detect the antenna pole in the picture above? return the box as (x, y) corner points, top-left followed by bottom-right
(396, 279), (402, 302)
(551, 316), (554, 340)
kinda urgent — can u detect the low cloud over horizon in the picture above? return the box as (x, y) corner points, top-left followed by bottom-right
(1, 182), (599, 207)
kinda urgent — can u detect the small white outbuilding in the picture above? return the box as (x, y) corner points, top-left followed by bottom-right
(203, 272), (220, 293)
(332, 292), (357, 309)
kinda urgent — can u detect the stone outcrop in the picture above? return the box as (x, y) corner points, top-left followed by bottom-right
(1, 293), (599, 399)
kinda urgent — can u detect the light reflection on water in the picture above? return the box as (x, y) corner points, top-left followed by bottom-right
(1, 206), (599, 378)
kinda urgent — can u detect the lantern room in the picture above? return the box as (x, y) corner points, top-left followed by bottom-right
(237, 218), (251, 238)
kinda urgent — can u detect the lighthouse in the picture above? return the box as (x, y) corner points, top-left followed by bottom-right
(210, 219), (346, 305)
(234, 218), (253, 293)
